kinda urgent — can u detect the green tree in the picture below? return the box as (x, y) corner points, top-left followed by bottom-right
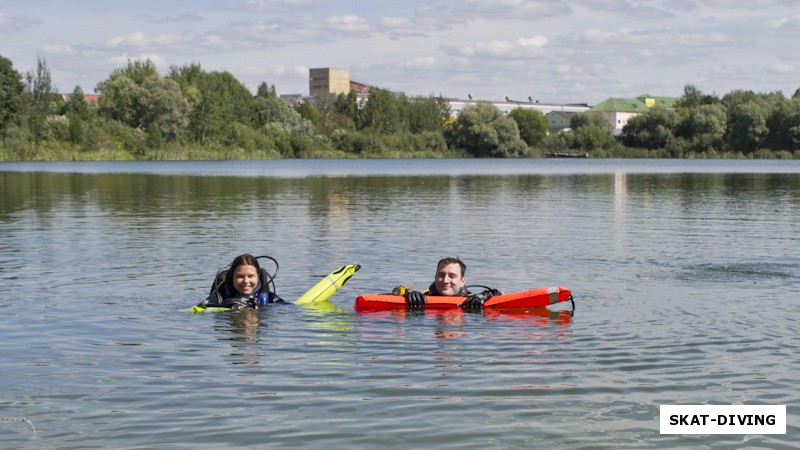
(677, 84), (719, 110)
(448, 101), (527, 157)
(725, 101), (767, 153)
(408, 95), (450, 134)
(358, 87), (408, 133)
(168, 64), (255, 143)
(314, 93), (355, 134)
(256, 81), (277, 98)
(61, 86), (91, 119)
(766, 98), (800, 151)
(722, 89), (760, 110)
(96, 60), (158, 127)
(679, 103), (727, 152)
(620, 108), (678, 149)
(25, 57), (57, 142)
(97, 59), (188, 143)
(570, 111), (611, 131)
(293, 100), (321, 128)
(0, 55), (26, 133)
(140, 77), (189, 142)
(254, 95), (292, 127)
(508, 108), (549, 146)
(62, 86), (95, 146)
(254, 94), (314, 137)
(567, 111), (617, 151)
(335, 90), (358, 123)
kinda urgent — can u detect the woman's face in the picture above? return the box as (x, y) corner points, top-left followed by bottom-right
(232, 264), (259, 296)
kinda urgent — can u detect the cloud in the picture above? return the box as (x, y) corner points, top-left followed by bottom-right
(106, 32), (150, 49)
(517, 36), (548, 47)
(417, 0), (571, 29)
(380, 16), (413, 28)
(241, 64), (287, 77)
(763, 14), (800, 32)
(472, 40), (514, 56)
(104, 32), (187, 51)
(326, 15), (370, 33)
(573, 26), (726, 53)
(454, 35), (549, 58)
(698, 0), (790, 9)
(213, 14), (372, 49)
(769, 62), (795, 74)
(0, 13), (42, 31)
(109, 53), (169, 69)
(291, 65), (309, 76)
(41, 45), (78, 56)
(152, 13), (204, 24)
(236, 0), (324, 10)
(571, 0), (679, 19)
(459, 0), (570, 18)
(400, 56), (437, 69)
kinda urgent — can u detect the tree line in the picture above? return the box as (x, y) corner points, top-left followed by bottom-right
(1, 55), (798, 161)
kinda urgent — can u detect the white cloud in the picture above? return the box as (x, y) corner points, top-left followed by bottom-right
(401, 56), (437, 69)
(238, 0), (322, 10)
(0, 13), (12, 30)
(517, 36), (548, 47)
(106, 32), (150, 49)
(454, 35), (548, 59)
(474, 40), (515, 56)
(42, 45), (77, 56)
(380, 17), (413, 28)
(0, 13), (41, 31)
(326, 15), (370, 33)
(579, 27), (726, 47)
(241, 64), (286, 77)
(764, 14), (800, 31)
(416, 0), (570, 29)
(292, 65), (309, 76)
(110, 53), (169, 70)
(770, 62), (795, 73)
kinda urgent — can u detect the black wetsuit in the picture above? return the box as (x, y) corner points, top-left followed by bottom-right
(426, 282), (471, 297)
(199, 268), (284, 309)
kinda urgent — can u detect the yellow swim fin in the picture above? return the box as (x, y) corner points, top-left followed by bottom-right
(295, 263), (360, 304)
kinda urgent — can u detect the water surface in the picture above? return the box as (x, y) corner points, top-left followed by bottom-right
(1, 159), (798, 448)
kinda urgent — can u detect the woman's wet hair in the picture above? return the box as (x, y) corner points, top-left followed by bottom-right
(230, 254), (261, 272)
(225, 254), (262, 287)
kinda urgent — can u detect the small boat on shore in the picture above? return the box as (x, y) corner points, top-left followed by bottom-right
(545, 152), (589, 158)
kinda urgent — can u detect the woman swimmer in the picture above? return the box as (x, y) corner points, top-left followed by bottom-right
(200, 253), (283, 309)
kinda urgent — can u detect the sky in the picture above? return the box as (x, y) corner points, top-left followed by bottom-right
(1, 0), (798, 105)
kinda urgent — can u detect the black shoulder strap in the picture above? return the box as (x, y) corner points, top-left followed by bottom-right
(210, 269), (229, 297)
(258, 268), (273, 295)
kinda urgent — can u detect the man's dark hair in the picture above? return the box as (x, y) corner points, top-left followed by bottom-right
(436, 257), (466, 277)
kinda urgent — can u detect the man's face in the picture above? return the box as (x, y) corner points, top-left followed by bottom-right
(435, 262), (465, 296)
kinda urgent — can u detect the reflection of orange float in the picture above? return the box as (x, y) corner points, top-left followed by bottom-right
(354, 286), (573, 312)
(482, 307), (574, 326)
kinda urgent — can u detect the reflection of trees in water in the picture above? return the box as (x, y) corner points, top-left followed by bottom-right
(5, 170), (799, 218)
(214, 309), (263, 365)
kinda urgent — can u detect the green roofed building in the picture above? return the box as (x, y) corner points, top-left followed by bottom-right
(588, 98), (648, 135)
(589, 95), (678, 135)
(636, 93), (679, 109)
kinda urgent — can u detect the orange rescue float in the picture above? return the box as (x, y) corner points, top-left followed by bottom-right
(354, 286), (573, 312)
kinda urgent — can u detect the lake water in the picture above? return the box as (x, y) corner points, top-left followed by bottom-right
(1, 159), (798, 449)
